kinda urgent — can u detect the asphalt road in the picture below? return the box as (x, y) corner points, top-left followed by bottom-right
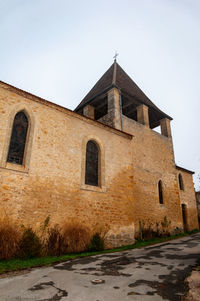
(1, 233), (200, 301)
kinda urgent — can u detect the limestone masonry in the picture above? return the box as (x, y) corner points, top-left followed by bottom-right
(0, 61), (198, 247)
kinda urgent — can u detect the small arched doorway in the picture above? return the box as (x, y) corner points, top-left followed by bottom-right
(181, 204), (188, 232)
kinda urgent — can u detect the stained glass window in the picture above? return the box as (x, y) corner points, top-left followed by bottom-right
(85, 140), (99, 186)
(7, 111), (28, 165)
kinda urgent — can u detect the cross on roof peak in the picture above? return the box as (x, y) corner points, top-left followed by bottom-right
(113, 51), (119, 62)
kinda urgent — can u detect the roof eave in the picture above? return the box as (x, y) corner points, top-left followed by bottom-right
(176, 165), (195, 175)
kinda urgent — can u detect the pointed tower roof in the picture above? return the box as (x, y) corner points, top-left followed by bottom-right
(75, 61), (172, 128)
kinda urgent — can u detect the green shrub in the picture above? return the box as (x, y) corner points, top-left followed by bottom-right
(89, 233), (104, 251)
(141, 222), (155, 240)
(18, 227), (42, 258)
(45, 224), (66, 256)
(161, 216), (171, 237)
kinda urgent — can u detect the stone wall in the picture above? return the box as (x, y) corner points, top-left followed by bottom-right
(122, 116), (185, 234)
(0, 83), (134, 247)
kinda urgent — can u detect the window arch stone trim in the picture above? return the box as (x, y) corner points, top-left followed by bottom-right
(81, 135), (105, 192)
(1, 104), (35, 173)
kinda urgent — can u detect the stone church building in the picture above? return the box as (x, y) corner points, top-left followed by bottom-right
(0, 60), (198, 247)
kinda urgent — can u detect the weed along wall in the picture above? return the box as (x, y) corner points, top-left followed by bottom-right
(0, 60), (199, 249)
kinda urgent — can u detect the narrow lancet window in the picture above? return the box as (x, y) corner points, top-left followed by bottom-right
(158, 180), (163, 204)
(85, 140), (99, 186)
(178, 174), (184, 190)
(7, 111), (28, 165)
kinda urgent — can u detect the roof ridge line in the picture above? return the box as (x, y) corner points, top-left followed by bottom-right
(112, 60), (117, 84)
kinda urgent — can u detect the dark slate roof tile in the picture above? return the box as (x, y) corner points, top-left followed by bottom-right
(74, 61), (172, 122)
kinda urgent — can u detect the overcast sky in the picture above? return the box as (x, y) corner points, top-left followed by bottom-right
(0, 0), (200, 189)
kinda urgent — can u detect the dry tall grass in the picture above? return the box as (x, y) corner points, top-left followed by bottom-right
(45, 224), (66, 256)
(0, 216), (98, 259)
(0, 216), (21, 260)
(137, 218), (171, 240)
(62, 221), (91, 253)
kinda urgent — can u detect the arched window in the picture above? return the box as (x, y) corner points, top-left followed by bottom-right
(178, 173), (184, 190)
(158, 180), (163, 204)
(85, 140), (99, 186)
(7, 111), (28, 165)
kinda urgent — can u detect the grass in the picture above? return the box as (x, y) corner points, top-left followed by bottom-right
(0, 229), (199, 275)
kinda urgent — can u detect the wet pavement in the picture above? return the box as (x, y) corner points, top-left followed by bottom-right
(0, 233), (200, 301)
